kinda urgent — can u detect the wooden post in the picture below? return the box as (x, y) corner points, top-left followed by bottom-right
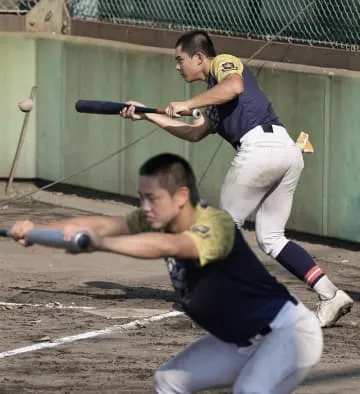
(5, 86), (37, 196)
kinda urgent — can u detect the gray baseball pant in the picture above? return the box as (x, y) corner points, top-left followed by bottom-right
(219, 125), (304, 259)
(154, 301), (323, 393)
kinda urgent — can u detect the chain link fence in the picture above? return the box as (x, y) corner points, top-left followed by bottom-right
(68, 0), (360, 50)
(1, 1), (358, 50)
(0, 0), (39, 14)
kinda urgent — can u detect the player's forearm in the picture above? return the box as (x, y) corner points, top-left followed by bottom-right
(145, 113), (205, 142)
(97, 233), (178, 258)
(187, 77), (243, 108)
(35, 216), (129, 237)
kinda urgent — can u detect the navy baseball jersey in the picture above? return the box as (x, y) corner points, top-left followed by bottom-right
(126, 204), (295, 345)
(207, 54), (282, 148)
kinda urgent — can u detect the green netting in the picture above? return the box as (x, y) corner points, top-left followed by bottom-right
(0, 0), (20, 13)
(0, 0), (39, 14)
(1, 1), (358, 50)
(68, 0), (360, 50)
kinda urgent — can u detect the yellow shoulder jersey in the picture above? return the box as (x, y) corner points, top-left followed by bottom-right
(210, 54), (244, 83)
(184, 205), (235, 267)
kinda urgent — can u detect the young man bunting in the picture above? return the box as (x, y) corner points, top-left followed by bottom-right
(120, 30), (353, 328)
(11, 153), (323, 394)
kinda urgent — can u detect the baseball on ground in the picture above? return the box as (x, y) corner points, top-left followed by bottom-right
(18, 98), (34, 112)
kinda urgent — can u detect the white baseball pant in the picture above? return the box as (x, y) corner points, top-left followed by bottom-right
(154, 301), (323, 394)
(219, 125), (304, 259)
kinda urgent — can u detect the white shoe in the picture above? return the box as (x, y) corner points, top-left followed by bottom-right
(316, 290), (354, 328)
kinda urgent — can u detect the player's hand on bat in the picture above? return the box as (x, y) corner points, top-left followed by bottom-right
(165, 101), (191, 118)
(11, 220), (35, 246)
(120, 101), (146, 121)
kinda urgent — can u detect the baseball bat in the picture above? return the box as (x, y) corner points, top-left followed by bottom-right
(0, 229), (92, 253)
(75, 100), (201, 118)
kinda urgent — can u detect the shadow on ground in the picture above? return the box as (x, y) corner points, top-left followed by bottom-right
(10, 281), (177, 302)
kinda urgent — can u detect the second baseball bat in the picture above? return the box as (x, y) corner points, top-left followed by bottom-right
(75, 100), (201, 118)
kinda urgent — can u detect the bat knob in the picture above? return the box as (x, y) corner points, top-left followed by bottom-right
(71, 232), (93, 253)
(192, 109), (201, 119)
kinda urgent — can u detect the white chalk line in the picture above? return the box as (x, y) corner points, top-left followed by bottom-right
(0, 301), (95, 310)
(0, 310), (184, 359)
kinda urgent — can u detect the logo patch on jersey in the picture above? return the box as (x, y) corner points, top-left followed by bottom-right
(191, 225), (210, 238)
(221, 62), (238, 72)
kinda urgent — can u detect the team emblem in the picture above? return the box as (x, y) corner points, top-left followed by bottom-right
(221, 62), (238, 72)
(191, 225), (210, 237)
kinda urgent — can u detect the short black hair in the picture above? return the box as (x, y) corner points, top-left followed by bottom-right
(175, 30), (217, 58)
(139, 153), (200, 206)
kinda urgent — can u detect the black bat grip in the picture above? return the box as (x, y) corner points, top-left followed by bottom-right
(75, 100), (125, 114)
(75, 100), (157, 115)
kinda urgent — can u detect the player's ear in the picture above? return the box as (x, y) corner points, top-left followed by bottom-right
(174, 186), (190, 208)
(195, 52), (205, 66)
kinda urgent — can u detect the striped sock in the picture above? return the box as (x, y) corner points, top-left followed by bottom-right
(304, 265), (325, 287)
(276, 241), (323, 284)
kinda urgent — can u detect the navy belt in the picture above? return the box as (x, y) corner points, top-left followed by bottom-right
(261, 124), (274, 133)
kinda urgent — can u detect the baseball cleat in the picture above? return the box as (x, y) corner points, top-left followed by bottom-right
(315, 290), (354, 328)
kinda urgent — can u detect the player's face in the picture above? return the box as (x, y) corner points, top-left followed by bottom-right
(138, 175), (186, 230)
(175, 46), (203, 82)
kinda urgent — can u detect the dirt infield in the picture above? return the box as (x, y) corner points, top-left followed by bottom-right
(0, 186), (359, 393)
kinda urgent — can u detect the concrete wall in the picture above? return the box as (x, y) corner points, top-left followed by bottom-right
(1, 34), (360, 242)
(0, 36), (36, 178)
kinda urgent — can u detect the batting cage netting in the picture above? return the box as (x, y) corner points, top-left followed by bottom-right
(1, 1), (359, 50)
(67, 0), (359, 50)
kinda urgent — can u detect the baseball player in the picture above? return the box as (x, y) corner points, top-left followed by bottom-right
(11, 153), (323, 393)
(120, 30), (353, 328)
